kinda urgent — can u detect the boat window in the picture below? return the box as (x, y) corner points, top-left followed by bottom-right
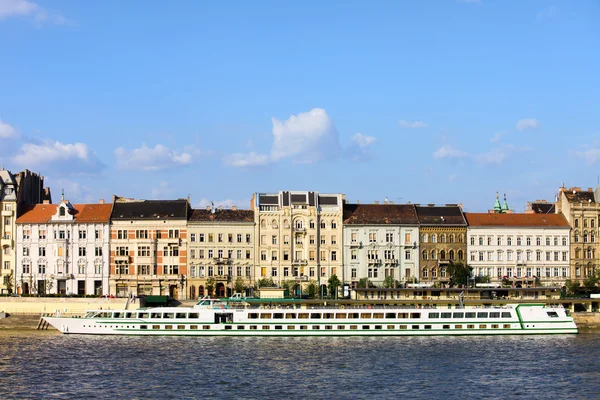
(455, 325), (463, 329)
(362, 325), (370, 330)
(467, 324), (475, 329)
(262, 326), (270, 330)
(138, 312), (149, 319)
(152, 325), (160, 330)
(502, 312), (512, 318)
(310, 313), (322, 319)
(373, 313), (384, 319)
(273, 313), (284, 319)
(347, 313), (359, 319)
(300, 326), (308, 330)
(324, 313), (335, 319)
(249, 326), (257, 330)
(443, 325), (450, 329)
(387, 325), (394, 330)
(190, 325), (198, 330)
(178, 325), (185, 330)
(503, 324), (511, 329)
(176, 313), (187, 319)
(248, 313), (259, 319)
(150, 313), (162, 319)
(113, 312), (121, 318)
(429, 313), (440, 319)
(203, 325), (210, 330)
(350, 325), (358, 330)
(492, 324), (499, 329)
(338, 325), (345, 330)
(360, 313), (371, 319)
(325, 325), (333, 330)
(465, 312), (476, 318)
(424, 325), (432, 329)
(298, 313), (309, 319)
(125, 312), (134, 318)
(260, 313), (272, 319)
(312, 325), (320, 330)
(237, 326), (245, 330)
(224, 326), (232, 330)
(285, 313), (296, 319)
(374, 325), (382, 330)
(165, 325), (173, 330)
(410, 313), (421, 319)
(275, 326), (283, 330)
(477, 312), (488, 318)
(188, 313), (199, 319)
(287, 326), (295, 330)
(335, 313), (347, 319)
(385, 313), (396, 319)
(164, 313), (175, 319)
(141, 325), (148, 330)
(399, 325), (407, 330)
(479, 324), (486, 329)
(398, 313), (409, 319)
(441, 313), (452, 319)
(411, 325), (419, 330)
(490, 312), (500, 318)
(453, 312), (464, 318)
(547, 311), (559, 318)
(101, 312), (111, 318)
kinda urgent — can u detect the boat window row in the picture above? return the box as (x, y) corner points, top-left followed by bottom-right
(87, 311), (200, 319)
(246, 311), (513, 320)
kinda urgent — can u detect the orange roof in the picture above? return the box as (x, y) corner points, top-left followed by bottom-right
(17, 203), (113, 224)
(464, 212), (570, 228)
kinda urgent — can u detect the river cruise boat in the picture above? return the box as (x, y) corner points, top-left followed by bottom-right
(43, 297), (577, 336)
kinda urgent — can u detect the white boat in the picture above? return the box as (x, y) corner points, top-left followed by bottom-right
(43, 297), (577, 336)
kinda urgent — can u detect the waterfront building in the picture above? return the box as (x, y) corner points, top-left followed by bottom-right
(251, 191), (344, 296)
(342, 203), (419, 287)
(187, 205), (255, 299)
(555, 186), (600, 281)
(109, 197), (189, 299)
(15, 196), (112, 295)
(0, 169), (17, 294)
(464, 212), (571, 286)
(416, 204), (468, 285)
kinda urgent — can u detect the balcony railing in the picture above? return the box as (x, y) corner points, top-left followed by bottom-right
(292, 259), (308, 266)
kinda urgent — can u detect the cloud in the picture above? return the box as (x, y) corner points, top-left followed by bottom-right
(537, 6), (557, 20)
(433, 145), (469, 160)
(224, 152), (270, 168)
(516, 118), (539, 131)
(115, 144), (197, 171)
(197, 197), (251, 210)
(151, 181), (177, 200)
(571, 147), (600, 166)
(225, 108), (342, 167)
(490, 132), (504, 143)
(0, 0), (66, 24)
(11, 140), (104, 174)
(399, 120), (428, 129)
(475, 149), (507, 165)
(346, 133), (377, 162)
(0, 119), (18, 139)
(45, 177), (96, 203)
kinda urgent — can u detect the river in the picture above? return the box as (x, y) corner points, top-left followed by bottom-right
(0, 331), (599, 399)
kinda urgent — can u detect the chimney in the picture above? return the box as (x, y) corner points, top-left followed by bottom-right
(232, 205), (237, 211)
(374, 201), (379, 205)
(206, 206), (210, 211)
(219, 206), (223, 211)
(357, 200), (360, 204)
(389, 201), (394, 204)
(458, 203), (463, 210)
(99, 199), (105, 204)
(43, 200), (50, 204)
(250, 193), (256, 211)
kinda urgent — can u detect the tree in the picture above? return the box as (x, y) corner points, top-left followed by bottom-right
(45, 279), (54, 296)
(357, 277), (374, 289)
(382, 276), (397, 289)
(304, 281), (317, 299)
(475, 275), (491, 284)
(281, 280), (296, 297)
(205, 277), (216, 297)
(446, 261), (473, 288)
(255, 277), (274, 288)
(582, 270), (600, 294)
(564, 279), (582, 298)
(234, 277), (246, 295)
(3, 270), (13, 294)
(327, 274), (341, 298)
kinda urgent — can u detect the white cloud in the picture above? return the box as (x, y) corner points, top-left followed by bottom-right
(475, 149), (507, 165)
(12, 140), (103, 173)
(351, 133), (376, 148)
(516, 118), (539, 131)
(151, 181), (177, 200)
(0, 119), (18, 139)
(346, 133), (377, 162)
(45, 177), (96, 203)
(224, 152), (270, 168)
(115, 144), (196, 171)
(399, 120), (428, 129)
(197, 197), (250, 210)
(0, 0), (65, 23)
(225, 108), (342, 167)
(571, 147), (600, 166)
(433, 145), (469, 160)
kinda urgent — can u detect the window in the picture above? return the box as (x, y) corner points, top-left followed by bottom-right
(507, 237), (512, 246)
(272, 235), (277, 245)
(39, 247), (46, 257)
(526, 237), (531, 246)
(386, 233), (394, 243)
(138, 246), (150, 257)
(331, 235), (337, 245)
(479, 237), (484, 245)
(135, 230), (148, 239)
(546, 238), (551, 246)
(517, 237), (522, 246)
(422, 250), (428, 260)
(369, 232), (377, 243)
(405, 250), (411, 260)
(38, 229), (46, 240)
(78, 247), (86, 257)
(218, 234), (223, 243)
(237, 234), (242, 243)
(321, 221), (326, 229)
(23, 229), (30, 240)
(331, 251), (337, 261)
(331, 221), (337, 229)
(117, 230), (127, 240)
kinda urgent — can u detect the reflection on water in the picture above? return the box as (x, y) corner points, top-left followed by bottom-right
(1, 331), (599, 399)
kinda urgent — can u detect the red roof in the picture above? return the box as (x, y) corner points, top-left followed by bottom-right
(17, 203), (113, 224)
(464, 212), (570, 228)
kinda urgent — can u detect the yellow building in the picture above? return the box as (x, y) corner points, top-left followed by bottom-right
(0, 169), (17, 294)
(187, 206), (255, 298)
(252, 191), (344, 297)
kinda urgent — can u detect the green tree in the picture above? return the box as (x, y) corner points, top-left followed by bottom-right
(281, 280), (296, 297)
(446, 261), (473, 288)
(304, 281), (317, 299)
(475, 275), (491, 284)
(563, 279), (582, 298)
(3, 270), (14, 294)
(327, 274), (341, 298)
(582, 270), (600, 294)
(256, 277), (275, 288)
(205, 277), (216, 297)
(234, 277), (246, 295)
(382, 275), (397, 288)
(45, 279), (54, 296)
(357, 277), (374, 289)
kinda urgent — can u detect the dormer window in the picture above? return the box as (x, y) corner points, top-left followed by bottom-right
(59, 207), (65, 216)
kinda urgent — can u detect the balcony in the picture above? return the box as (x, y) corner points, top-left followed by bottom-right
(292, 259), (308, 266)
(1, 238), (13, 248)
(1, 210), (13, 217)
(213, 257), (233, 264)
(293, 227), (306, 234)
(294, 275), (309, 282)
(350, 241), (362, 248)
(368, 259), (380, 265)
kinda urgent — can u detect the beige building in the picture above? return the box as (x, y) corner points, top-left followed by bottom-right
(556, 186), (600, 281)
(187, 206), (255, 298)
(109, 197), (189, 299)
(252, 191), (344, 297)
(0, 169), (17, 294)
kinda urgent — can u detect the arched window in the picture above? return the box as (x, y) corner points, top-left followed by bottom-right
(320, 221), (326, 229)
(283, 220), (290, 229)
(331, 220), (337, 229)
(449, 234), (455, 243)
(440, 250), (446, 260)
(422, 250), (428, 260)
(295, 220), (303, 229)
(470, 237), (475, 246)
(449, 250), (455, 260)
(59, 207), (65, 216)
(575, 219), (579, 228)
(423, 268), (428, 278)
(260, 219), (266, 228)
(458, 250), (464, 260)
(309, 220), (315, 229)
(440, 234), (446, 243)
(189, 285), (196, 300)
(198, 285), (205, 296)
(574, 231), (580, 243)
(584, 219), (588, 228)
(440, 267), (446, 278)
(271, 219), (278, 229)
(422, 233), (428, 243)
(431, 250), (437, 260)
(458, 234), (464, 243)
(432, 268), (437, 278)
(431, 234), (437, 243)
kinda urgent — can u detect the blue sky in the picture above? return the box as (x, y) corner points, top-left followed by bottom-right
(1, 0), (599, 211)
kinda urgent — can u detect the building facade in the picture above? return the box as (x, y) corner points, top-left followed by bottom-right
(465, 212), (571, 286)
(15, 198), (112, 295)
(0, 169), (17, 294)
(252, 191), (344, 296)
(187, 206), (255, 299)
(109, 198), (189, 299)
(343, 203), (420, 287)
(416, 205), (468, 285)
(556, 186), (600, 281)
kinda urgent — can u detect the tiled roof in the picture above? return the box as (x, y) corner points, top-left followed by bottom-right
(415, 205), (467, 226)
(111, 199), (189, 220)
(189, 209), (254, 222)
(465, 212), (570, 228)
(343, 204), (419, 225)
(563, 190), (596, 203)
(16, 203), (113, 224)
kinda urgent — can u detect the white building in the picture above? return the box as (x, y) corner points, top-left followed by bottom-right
(16, 198), (112, 295)
(0, 169), (17, 294)
(343, 203), (420, 287)
(464, 212), (571, 286)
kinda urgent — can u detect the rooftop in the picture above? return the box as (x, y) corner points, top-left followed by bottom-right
(343, 204), (419, 225)
(464, 212), (570, 228)
(189, 209), (254, 222)
(17, 203), (113, 224)
(111, 199), (189, 220)
(415, 205), (467, 226)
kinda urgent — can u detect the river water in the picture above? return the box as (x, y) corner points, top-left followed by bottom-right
(0, 331), (599, 399)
